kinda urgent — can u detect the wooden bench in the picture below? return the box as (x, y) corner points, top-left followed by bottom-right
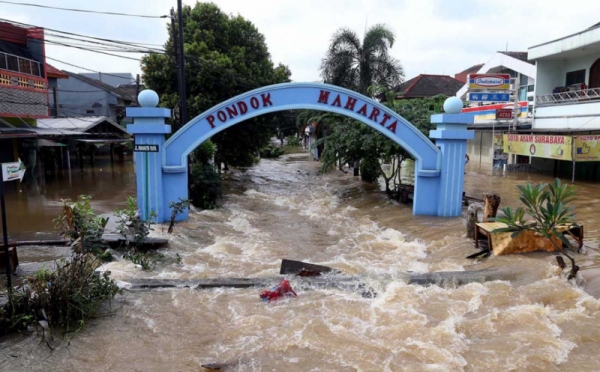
(474, 222), (583, 256)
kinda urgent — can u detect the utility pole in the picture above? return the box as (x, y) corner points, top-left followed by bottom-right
(177, 0), (188, 125)
(135, 74), (140, 105)
(170, 8), (182, 125)
(52, 86), (58, 116)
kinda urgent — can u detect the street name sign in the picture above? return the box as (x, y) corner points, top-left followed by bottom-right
(134, 144), (159, 152)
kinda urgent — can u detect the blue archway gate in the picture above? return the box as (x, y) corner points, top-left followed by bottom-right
(127, 83), (473, 223)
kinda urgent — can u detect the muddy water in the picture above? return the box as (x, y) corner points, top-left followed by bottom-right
(3, 153), (600, 371)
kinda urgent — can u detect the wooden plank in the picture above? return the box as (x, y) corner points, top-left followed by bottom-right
(280, 259), (337, 276)
(101, 234), (169, 248)
(123, 269), (510, 291)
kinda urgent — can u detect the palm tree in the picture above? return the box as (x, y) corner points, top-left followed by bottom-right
(321, 24), (404, 95)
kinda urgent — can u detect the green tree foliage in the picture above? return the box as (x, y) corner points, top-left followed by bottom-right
(493, 179), (580, 279)
(189, 140), (222, 209)
(141, 2), (292, 167)
(313, 94), (444, 195)
(321, 24), (404, 95)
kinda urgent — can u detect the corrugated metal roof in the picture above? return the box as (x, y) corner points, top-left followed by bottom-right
(26, 127), (83, 136)
(36, 116), (128, 135)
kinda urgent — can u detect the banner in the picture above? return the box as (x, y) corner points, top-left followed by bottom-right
(503, 134), (572, 161)
(493, 134), (504, 147)
(575, 135), (600, 161)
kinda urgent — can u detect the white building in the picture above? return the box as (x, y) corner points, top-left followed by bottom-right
(530, 23), (600, 131)
(525, 23), (600, 180)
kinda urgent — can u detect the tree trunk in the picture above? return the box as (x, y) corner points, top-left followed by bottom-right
(482, 193), (501, 222)
(353, 158), (360, 177)
(467, 203), (483, 239)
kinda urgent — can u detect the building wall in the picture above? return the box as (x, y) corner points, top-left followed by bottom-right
(534, 100), (600, 130)
(535, 60), (565, 96)
(0, 85), (48, 117)
(54, 77), (116, 119)
(466, 130), (493, 166)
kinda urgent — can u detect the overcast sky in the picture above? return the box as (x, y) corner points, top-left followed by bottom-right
(3, 0), (600, 84)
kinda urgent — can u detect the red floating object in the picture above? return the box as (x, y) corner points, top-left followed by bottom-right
(259, 279), (297, 302)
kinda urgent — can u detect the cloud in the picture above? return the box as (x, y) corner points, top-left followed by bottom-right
(2, 0), (600, 84)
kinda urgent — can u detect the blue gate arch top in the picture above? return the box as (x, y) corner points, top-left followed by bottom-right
(127, 85), (474, 222)
(163, 83), (441, 177)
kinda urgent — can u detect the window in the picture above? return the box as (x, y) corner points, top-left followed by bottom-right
(86, 109), (95, 114)
(527, 85), (534, 92)
(30, 62), (40, 77)
(566, 69), (585, 86)
(528, 96), (534, 102)
(6, 54), (18, 71)
(18, 58), (31, 75)
(0, 53), (5, 70)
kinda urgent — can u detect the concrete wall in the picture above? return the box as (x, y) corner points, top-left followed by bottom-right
(54, 77), (116, 119)
(535, 100), (600, 130)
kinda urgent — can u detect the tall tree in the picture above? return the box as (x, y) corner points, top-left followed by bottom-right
(321, 24), (404, 95)
(141, 2), (292, 167)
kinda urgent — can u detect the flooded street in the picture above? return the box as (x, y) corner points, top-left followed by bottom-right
(2, 152), (600, 371)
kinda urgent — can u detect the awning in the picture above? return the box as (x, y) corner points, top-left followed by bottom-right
(37, 139), (66, 147)
(77, 138), (132, 143)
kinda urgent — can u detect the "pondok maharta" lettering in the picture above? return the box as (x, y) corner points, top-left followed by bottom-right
(317, 90), (398, 134)
(206, 93), (273, 129)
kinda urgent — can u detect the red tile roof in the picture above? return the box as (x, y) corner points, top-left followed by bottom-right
(46, 64), (69, 79)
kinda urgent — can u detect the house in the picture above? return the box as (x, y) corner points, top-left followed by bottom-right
(455, 63), (484, 83)
(79, 72), (134, 88)
(0, 21), (49, 129)
(396, 74), (465, 100)
(53, 71), (136, 123)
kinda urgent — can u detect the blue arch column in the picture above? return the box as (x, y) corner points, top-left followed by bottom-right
(429, 109), (475, 217)
(126, 91), (172, 221)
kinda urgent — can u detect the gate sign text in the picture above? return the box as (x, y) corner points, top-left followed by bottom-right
(468, 74), (511, 90)
(134, 144), (159, 152)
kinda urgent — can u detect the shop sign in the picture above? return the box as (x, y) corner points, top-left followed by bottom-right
(575, 135), (600, 161)
(503, 134), (572, 161)
(468, 92), (511, 102)
(496, 109), (514, 119)
(468, 74), (511, 90)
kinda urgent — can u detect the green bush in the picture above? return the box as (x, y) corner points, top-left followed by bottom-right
(190, 163), (222, 209)
(360, 156), (380, 183)
(191, 140), (216, 164)
(286, 135), (301, 147)
(53, 195), (109, 258)
(260, 144), (285, 159)
(1, 253), (120, 336)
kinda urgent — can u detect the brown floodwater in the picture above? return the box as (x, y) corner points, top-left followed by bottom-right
(2, 152), (600, 371)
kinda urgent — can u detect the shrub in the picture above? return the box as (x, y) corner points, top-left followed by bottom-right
(1, 254), (120, 336)
(189, 163), (222, 209)
(494, 178), (580, 279)
(359, 156), (380, 183)
(260, 144), (285, 159)
(53, 195), (109, 258)
(286, 135), (301, 147)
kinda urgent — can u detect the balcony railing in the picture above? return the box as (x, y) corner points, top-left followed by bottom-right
(0, 52), (42, 77)
(536, 87), (600, 106)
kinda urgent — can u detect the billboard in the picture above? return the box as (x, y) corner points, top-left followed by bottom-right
(503, 134), (572, 161)
(468, 73), (511, 90)
(575, 135), (600, 161)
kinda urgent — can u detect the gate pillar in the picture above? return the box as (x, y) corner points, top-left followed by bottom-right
(429, 97), (475, 217)
(126, 90), (171, 222)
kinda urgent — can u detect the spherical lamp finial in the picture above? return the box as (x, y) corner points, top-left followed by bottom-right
(443, 97), (464, 114)
(138, 89), (159, 108)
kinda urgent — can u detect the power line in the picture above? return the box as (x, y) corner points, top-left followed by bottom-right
(0, 1), (169, 19)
